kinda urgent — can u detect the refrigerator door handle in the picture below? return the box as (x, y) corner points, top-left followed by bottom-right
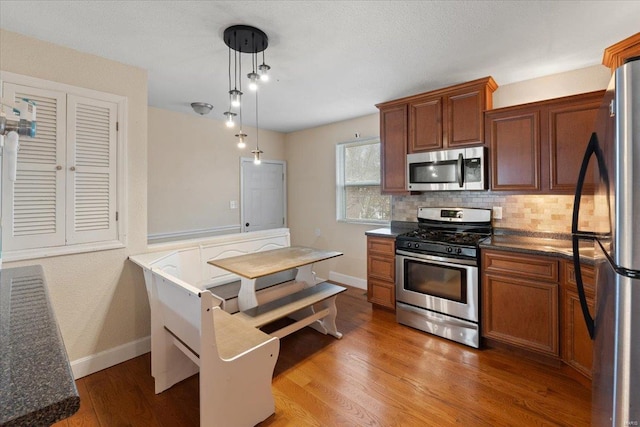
(571, 132), (606, 340)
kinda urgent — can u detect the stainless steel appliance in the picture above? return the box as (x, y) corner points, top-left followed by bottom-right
(395, 207), (491, 348)
(407, 146), (486, 191)
(572, 57), (640, 426)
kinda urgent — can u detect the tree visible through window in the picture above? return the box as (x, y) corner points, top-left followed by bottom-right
(336, 138), (390, 223)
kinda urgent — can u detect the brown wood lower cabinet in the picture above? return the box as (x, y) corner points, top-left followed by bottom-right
(562, 259), (596, 379)
(482, 250), (560, 358)
(482, 248), (598, 379)
(366, 235), (396, 309)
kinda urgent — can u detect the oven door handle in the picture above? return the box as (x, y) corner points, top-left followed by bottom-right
(396, 250), (477, 267)
(456, 153), (464, 188)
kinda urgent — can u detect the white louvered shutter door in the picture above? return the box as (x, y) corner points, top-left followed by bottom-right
(65, 95), (118, 244)
(1, 83), (66, 250)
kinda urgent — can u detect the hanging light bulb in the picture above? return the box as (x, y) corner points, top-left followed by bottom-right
(258, 63), (270, 82)
(223, 111), (236, 128)
(229, 89), (242, 107)
(247, 72), (259, 91)
(259, 50), (270, 82)
(251, 149), (263, 165)
(236, 132), (247, 149)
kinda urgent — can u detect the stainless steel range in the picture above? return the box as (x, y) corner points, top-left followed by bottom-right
(395, 207), (491, 348)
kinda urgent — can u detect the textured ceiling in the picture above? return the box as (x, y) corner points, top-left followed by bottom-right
(1, 1), (639, 133)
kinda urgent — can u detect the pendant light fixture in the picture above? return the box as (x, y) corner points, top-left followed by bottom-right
(223, 25), (271, 159)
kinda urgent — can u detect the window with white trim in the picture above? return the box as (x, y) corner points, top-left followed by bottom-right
(336, 137), (390, 224)
(1, 73), (126, 260)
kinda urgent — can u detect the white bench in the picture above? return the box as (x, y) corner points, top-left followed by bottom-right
(129, 228), (346, 427)
(199, 291), (279, 427)
(129, 228), (291, 394)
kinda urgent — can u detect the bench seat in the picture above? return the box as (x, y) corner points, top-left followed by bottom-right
(234, 281), (346, 338)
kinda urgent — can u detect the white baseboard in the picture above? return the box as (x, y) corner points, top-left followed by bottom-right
(329, 271), (367, 290)
(71, 336), (151, 379)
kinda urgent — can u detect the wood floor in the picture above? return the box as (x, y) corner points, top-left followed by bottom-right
(53, 286), (591, 426)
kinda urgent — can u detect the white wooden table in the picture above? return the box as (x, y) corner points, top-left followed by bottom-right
(208, 246), (342, 310)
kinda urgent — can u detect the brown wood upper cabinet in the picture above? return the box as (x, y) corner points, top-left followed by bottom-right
(408, 78), (498, 153)
(376, 77), (497, 194)
(485, 90), (604, 193)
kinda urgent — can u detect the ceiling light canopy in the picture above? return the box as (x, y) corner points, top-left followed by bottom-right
(223, 25), (271, 162)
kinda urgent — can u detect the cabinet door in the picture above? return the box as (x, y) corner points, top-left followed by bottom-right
(409, 96), (443, 152)
(487, 109), (541, 191)
(447, 88), (484, 147)
(563, 289), (595, 378)
(379, 105), (409, 194)
(548, 95), (601, 192)
(562, 260), (596, 378)
(483, 274), (559, 357)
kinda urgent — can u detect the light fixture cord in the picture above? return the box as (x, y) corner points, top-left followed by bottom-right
(255, 89), (259, 151)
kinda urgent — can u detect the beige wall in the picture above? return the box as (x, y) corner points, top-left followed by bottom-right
(147, 108), (286, 238)
(285, 114), (379, 281)
(493, 64), (611, 108)
(0, 29), (149, 361)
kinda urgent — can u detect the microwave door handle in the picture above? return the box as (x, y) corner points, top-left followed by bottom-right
(456, 153), (464, 187)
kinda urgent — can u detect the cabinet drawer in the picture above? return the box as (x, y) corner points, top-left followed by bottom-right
(367, 236), (395, 256)
(368, 254), (395, 282)
(483, 250), (558, 282)
(563, 261), (596, 296)
(367, 278), (395, 309)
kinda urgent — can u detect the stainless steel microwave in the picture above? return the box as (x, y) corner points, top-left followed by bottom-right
(407, 147), (487, 191)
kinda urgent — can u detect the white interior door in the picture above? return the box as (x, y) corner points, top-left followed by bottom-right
(241, 158), (286, 232)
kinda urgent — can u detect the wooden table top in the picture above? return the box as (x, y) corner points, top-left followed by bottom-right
(207, 246), (343, 279)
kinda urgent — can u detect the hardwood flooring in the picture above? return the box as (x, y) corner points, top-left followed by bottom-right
(53, 286), (591, 426)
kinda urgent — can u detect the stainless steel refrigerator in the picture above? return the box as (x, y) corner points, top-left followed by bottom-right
(572, 56), (640, 426)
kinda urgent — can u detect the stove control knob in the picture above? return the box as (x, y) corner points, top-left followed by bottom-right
(447, 247), (453, 253)
(456, 248), (462, 255)
(414, 243), (420, 249)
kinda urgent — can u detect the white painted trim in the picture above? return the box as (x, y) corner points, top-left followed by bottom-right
(147, 224), (241, 244)
(329, 271), (367, 290)
(70, 336), (150, 379)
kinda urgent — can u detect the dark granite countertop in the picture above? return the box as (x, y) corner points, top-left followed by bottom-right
(0, 265), (80, 426)
(365, 221), (418, 238)
(479, 229), (596, 264)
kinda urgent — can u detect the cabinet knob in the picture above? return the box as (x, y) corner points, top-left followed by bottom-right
(56, 165), (62, 170)
(70, 166), (76, 171)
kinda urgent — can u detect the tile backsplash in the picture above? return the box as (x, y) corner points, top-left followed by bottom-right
(392, 192), (597, 234)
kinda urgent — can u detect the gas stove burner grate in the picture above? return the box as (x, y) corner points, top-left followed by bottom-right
(399, 229), (489, 247)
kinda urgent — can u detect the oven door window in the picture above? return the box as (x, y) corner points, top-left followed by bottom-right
(404, 259), (467, 303)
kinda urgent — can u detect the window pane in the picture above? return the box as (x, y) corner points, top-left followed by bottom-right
(345, 186), (390, 221)
(345, 143), (380, 183)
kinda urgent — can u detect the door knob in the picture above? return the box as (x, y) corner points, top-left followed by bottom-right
(245, 223), (250, 227)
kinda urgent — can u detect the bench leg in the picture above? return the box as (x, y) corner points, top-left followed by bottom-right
(295, 264), (316, 286)
(286, 296), (343, 339)
(237, 277), (259, 310)
(319, 295), (343, 339)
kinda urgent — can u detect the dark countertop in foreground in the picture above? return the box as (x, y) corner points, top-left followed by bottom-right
(0, 265), (80, 426)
